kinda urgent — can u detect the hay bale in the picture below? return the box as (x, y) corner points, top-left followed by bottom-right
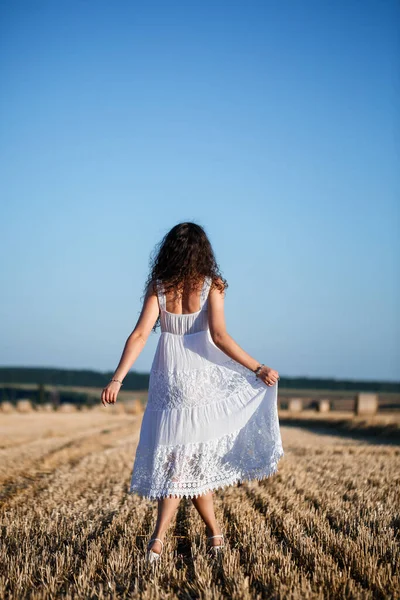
(16, 399), (34, 413)
(124, 399), (143, 415)
(355, 393), (378, 416)
(288, 398), (303, 413)
(318, 399), (330, 413)
(57, 403), (78, 413)
(1, 401), (15, 413)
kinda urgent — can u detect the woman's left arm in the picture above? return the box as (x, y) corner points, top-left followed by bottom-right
(101, 281), (159, 406)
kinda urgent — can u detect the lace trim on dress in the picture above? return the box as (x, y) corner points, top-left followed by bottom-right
(129, 419), (284, 500)
(147, 357), (265, 410)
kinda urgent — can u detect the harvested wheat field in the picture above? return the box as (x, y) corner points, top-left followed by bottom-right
(0, 410), (399, 599)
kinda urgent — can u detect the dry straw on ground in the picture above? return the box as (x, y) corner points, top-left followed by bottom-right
(0, 410), (399, 599)
(124, 398), (144, 415)
(36, 402), (54, 412)
(109, 401), (127, 415)
(56, 403), (78, 413)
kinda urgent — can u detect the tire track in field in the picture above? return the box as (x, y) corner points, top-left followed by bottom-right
(3, 435), (142, 598)
(222, 482), (365, 599)
(0, 421), (139, 510)
(208, 492), (256, 600)
(60, 448), (146, 597)
(69, 493), (151, 598)
(139, 497), (197, 599)
(244, 482), (394, 599)
(263, 463), (399, 561)
(269, 459), (400, 540)
(259, 442), (399, 592)
(173, 498), (193, 563)
(219, 485), (320, 599)
(123, 498), (194, 598)
(165, 496), (236, 600)
(0, 418), (136, 481)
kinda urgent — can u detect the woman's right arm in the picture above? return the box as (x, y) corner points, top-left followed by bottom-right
(101, 280), (159, 406)
(208, 278), (279, 387)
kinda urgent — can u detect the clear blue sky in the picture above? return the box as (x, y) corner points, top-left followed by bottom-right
(0, 0), (399, 382)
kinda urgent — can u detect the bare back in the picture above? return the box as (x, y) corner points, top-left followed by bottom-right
(162, 277), (209, 316)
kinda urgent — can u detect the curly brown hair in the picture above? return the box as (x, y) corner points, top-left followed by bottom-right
(144, 222), (228, 332)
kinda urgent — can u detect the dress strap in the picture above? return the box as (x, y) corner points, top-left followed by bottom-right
(156, 276), (211, 311)
(200, 276), (212, 309)
(156, 279), (166, 311)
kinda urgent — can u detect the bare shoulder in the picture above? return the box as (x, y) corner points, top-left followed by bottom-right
(210, 276), (228, 296)
(146, 278), (158, 297)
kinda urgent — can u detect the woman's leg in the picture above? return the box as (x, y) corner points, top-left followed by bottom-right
(149, 495), (182, 554)
(191, 491), (223, 546)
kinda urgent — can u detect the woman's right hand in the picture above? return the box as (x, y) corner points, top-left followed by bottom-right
(101, 380), (122, 406)
(257, 365), (279, 386)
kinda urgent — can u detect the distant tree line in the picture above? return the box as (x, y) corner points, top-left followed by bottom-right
(280, 376), (400, 393)
(0, 367), (149, 390)
(0, 367), (399, 393)
(0, 384), (97, 407)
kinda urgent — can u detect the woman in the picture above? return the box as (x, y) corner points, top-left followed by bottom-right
(101, 221), (284, 564)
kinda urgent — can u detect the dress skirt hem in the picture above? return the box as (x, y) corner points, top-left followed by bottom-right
(128, 446), (284, 501)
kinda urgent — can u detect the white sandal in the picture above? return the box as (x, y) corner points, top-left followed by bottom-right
(145, 537), (164, 564)
(206, 533), (225, 556)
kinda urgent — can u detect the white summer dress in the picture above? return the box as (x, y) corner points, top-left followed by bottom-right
(129, 276), (284, 500)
